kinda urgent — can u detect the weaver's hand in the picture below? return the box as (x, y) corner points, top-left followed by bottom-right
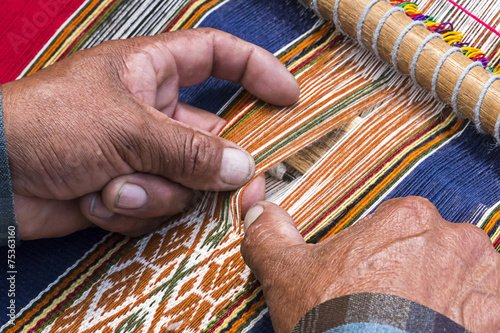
(1, 28), (299, 239)
(241, 197), (500, 332)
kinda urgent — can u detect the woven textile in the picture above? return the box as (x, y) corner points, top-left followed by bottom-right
(1, 0), (499, 332)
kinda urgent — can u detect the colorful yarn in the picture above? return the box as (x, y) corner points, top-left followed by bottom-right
(390, 0), (500, 74)
(444, 0), (500, 39)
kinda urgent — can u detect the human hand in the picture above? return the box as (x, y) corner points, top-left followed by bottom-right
(241, 197), (500, 332)
(1, 28), (299, 239)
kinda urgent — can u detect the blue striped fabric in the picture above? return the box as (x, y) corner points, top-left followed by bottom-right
(379, 124), (500, 225)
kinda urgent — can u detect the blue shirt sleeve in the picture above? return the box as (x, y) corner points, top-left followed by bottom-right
(0, 87), (18, 247)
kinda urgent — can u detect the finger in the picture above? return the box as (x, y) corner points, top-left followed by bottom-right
(240, 201), (305, 280)
(241, 174), (266, 216)
(118, 110), (255, 191)
(99, 173), (194, 218)
(15, 194), (92, 239)
(80, 193), (163, 237)
(166, 29), (299, 105)
(123, 28), (299, 110)
(166, 102), (227, 135)
(166, 29), (300, 105)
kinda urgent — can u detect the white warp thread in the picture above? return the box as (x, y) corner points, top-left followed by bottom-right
(410, 33), (442, 87)
(431, 47), (462, 103)
(372, 7), (405, 59)
(391, 21), (426, 71)
(452, 61), (483, 119)
(475, 74), (500, 134)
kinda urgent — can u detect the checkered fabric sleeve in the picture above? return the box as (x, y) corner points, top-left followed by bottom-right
(0, 88), (17, 247)
(293, 293), (469, 333)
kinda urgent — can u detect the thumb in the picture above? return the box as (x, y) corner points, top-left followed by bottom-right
(240, 201), (305, 280)
(121, 110), (255, 192)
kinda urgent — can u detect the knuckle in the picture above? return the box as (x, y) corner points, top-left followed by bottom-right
(388, 196), (439, 226)
(91, 39), (121, 59)
(110, 111), (155, 171)
(368, 197), (444, 237)
(91, 39), (137, 76)
(241, 222), (279, 266)
(454, 223), (493, 251)
(395, 196), (435, 213)
(98, 38), (137, 59)
(197, 27), (217, 35)
(99, 39), (120, 49)
(180, 130), (218, 179)
(241, 224), (267, 257)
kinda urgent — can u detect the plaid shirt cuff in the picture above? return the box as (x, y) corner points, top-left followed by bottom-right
(293, 292), (469, 333)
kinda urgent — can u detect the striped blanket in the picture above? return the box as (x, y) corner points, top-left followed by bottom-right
(1, 0), (499, 332)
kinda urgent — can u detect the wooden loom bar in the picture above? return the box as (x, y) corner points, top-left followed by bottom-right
(302, 0), (500, 139)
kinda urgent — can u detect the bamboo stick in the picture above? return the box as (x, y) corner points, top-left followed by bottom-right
(285, 117), (362, 174)
(302, 0), (500, 140)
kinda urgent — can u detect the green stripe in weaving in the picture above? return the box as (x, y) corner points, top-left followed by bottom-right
(305, 113), (465, 241)
(300, 112), (452, 233)
(254, 75), (392, 164)
(202, 280), (260, 333)
(31, 238), (138, 333)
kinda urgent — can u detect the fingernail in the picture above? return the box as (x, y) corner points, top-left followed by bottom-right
(90, 194), (114, 218)
(244, 204), (264, 232)
(220, 148), (255, 186)
(115, 183), (147, 209)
